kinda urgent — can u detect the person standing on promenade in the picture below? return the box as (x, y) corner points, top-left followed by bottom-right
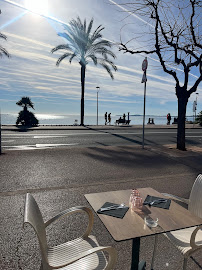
(167, 113), (171, 125)
(108, 113), (111, 125)
(105, 112), (107, 125)
(123, 113), (126, 122)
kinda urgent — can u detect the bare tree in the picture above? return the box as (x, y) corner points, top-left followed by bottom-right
(119, 0), (202, 150)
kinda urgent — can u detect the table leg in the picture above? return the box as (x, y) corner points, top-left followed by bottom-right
(150, 235), (158, 270)
(131, 238), (146, 270)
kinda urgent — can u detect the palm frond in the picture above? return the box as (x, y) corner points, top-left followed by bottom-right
(69, 53), (76, 63)
(83, 19), (86, 33)
(51, 44), (71, 53)
(0, 33), (7, 40)
(100, 63), (114, 79)
(87, 18), (94, 35)
(0, 31), (9, 57)
(98, 57), (118, 72)
(91, 25), (104, 43)
(58, 32), (72, 43)
(0, 46), (9, 57)
(16, 97), (34, 109)
(87, 54), (97, 65)
(56, 53), (72, 66)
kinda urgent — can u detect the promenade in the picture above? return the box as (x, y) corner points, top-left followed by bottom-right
(2, 123), (202, 131)
(0, 125), (202, 269)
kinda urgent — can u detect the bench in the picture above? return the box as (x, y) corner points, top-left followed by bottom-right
(115, 119), (131, 125)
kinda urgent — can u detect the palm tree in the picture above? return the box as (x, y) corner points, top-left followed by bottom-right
(0, 10), (9, 58)
(16, 97), (39, 126)
(51, 17), (117, 125)
(16, 97), (34, 112)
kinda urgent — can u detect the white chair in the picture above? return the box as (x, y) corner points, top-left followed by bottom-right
(162, 174), (202, 270)
(24, 193), (117, 270)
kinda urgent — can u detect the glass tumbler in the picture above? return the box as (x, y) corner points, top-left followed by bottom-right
(129, 189), (140, 207)
(132, 196), (143, 212)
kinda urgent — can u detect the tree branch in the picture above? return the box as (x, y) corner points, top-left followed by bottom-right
(119, 43), (156, 54)
(154, 3), (180, 85)
(190, 0), (202, 49)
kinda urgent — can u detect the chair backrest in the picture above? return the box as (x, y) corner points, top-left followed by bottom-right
(188, 174), (202, 218)
(24, 193), (48, 261)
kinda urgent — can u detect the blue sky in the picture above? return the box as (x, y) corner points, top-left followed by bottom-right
(0, 0), (201, 118)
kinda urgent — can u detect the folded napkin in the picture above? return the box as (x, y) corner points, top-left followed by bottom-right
(97, 202), (129, 219)
(143, 195), (171, 210)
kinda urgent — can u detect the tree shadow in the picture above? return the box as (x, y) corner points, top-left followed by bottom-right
(15, 125), (33, 132)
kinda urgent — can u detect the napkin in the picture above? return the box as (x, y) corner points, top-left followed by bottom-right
(97, 202), (129, 219)
(143, 195), (171, 209)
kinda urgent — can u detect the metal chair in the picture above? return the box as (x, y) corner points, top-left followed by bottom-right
(24, 193), (117, 270)
(162, 174), (202, 270)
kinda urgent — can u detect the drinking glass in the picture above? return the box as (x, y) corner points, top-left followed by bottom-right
(144, 216), (158, 228)
(129, 189), (140, 207)
(132, 196), (143, 212)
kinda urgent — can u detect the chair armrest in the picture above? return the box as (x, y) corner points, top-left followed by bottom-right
(44, 206), (94, 238)
(50, 246), (117, 270)
(162, 193), (189, 204)
(190, 225), (202, 249)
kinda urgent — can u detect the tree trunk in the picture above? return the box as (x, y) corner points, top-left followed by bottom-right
(177, 93), (189, 151)
(80, 65), (86, 126)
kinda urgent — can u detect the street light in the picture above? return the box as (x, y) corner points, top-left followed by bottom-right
(195, 93), (199, 121)
(141, 57), (148, 149)
(96, 86), (100, 125)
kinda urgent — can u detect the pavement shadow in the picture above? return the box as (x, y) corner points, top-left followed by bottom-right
(15, 126), (33, 132)
(83, 145), (193, 171)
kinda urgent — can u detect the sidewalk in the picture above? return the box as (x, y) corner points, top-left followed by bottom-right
(1, 143), (202, 269)
(2, 123), (202, 131)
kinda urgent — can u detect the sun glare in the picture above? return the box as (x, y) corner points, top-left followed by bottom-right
(25, 0), (49, 15)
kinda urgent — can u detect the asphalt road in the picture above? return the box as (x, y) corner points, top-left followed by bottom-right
(1, 127), (202, 270)
(2, 128), (202, 150)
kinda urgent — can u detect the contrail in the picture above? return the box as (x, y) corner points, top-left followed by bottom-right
(1, 0), (199, 79)
(108, 0), (154, 28)
(108, 0), (198, 79)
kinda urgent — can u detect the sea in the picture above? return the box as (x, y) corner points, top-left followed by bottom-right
(1, 113), (194, 126)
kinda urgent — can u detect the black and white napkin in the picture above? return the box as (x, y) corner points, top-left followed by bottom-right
(143, 195), (171, 209)
(97, 202), (129, 219)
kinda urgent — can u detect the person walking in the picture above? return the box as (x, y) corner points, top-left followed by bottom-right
(123, 113), (126, 123)
(167, 113), (171, 125)
(108, 113), (111, 125)
(105, 112), (107, 125)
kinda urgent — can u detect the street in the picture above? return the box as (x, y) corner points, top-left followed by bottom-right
(1, 126), (202, 270)
(2, 128), (202, 150)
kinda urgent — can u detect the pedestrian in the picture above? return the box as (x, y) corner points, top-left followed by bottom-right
(105, 112), (107, 125)
(123, 113), (126, 122)
(167, 113), (171, 125)
(108, 113), (111, 125)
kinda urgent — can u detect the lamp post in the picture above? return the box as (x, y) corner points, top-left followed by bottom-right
(141, 57), (148, 149)
(195, 93), (199, 121)
(96, 86), (100, 125)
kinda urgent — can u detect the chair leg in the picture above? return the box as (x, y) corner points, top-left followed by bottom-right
(182, 257), (188, 270)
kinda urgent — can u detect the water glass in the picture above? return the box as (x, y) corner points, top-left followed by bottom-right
(144, 216), (158, 228)
(132, 196), (143, 212)
(129, 189), (140, 207)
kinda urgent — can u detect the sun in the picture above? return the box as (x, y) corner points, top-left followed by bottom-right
(25, 0), (49, 15)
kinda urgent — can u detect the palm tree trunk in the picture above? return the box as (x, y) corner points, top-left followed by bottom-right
(80, 65), (86, 126)
(177, 93), (188, 150)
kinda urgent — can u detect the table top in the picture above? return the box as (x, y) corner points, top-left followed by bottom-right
(85, 187), (202, 241)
